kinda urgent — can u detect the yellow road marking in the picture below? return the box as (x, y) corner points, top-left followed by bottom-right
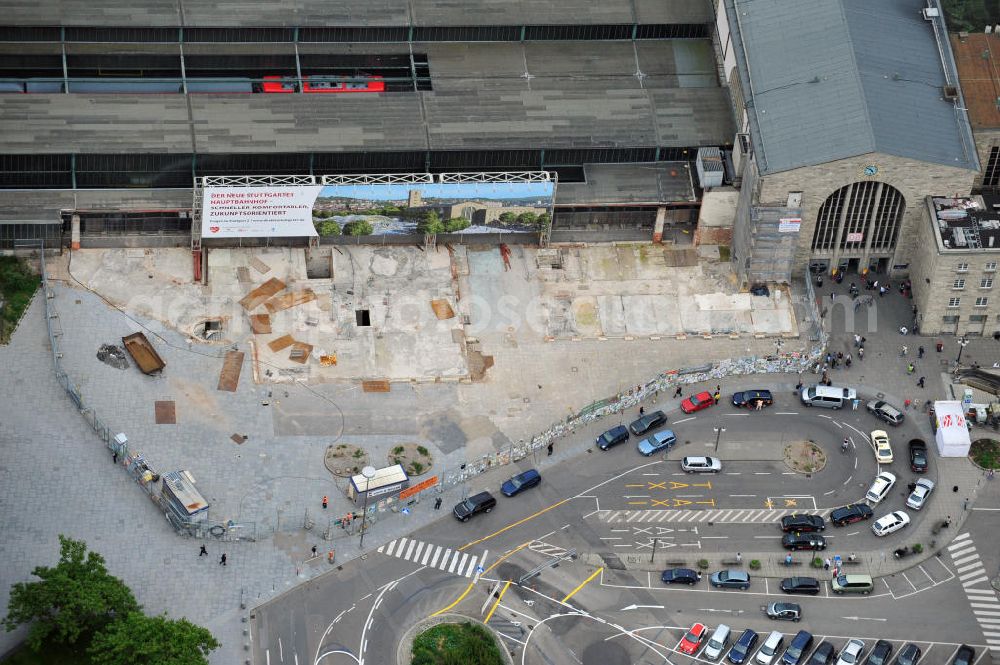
(628, 501), (648, 505)
(670, 481), (689, 489)
(430, 581), (475, 617)
(458, 499), (569, 551)
(784, 498), (798, 507)
(695, 499), (716, 507)
(484, 541), (531, 575)
(625, 483), (646, 488)
(648, 481), (667, 490)
(692, 481), (712, 489)
(673, 499), (692, 507)
(484, 580), (512, 623)
(562, 567), (603, 603)
(764, 498), (775, 508)
(651, 499), (672, 507)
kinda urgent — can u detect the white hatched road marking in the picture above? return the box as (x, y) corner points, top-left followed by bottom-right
(529, 540), (569, 558)
(593, 508), (830, 524)
(949, 533), (1000, 646)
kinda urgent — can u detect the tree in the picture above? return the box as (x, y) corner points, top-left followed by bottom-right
(3, 536), (140, 650)
(417, 211), (445, 235)
(516, 212), (538, 227)
(342, 220), (373, 236)
(444, 217), (470, 232)
(89, 612), (219, 665)
(535, 213), (552, 230)
(316, 220), (341, 236)
(497, 212), (518, 225)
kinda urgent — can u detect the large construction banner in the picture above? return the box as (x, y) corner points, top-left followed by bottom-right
(202, 186), (322, 238)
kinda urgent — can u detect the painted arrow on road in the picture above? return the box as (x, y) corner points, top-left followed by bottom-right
(621, 604), (665, 611)
(841, 616), (888, 622)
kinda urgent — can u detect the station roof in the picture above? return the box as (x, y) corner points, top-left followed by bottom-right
(950, 32), (1000, 130)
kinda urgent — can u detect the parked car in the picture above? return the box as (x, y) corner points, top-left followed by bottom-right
(906, 478), (935, 510)
(871, 430), (893, 464)
(893, 643), (921, 665)
(732, 389), (774, 409)
(682, 456), (722, 473)
(872, 510), (910, 536)
(908, 439), (928, 473)
(951, 645), (975, 665)
(782, 533), (826, 551)
(679, 622), (708, 655)
(830, 503), (873, 526)
(629, 410), (667, 435)
(660, 568), (701, 585)
(758, 631), (787, 665)
(807, 642), (837, 665)
(780, 577), (821, 595)
(728, 629), (760, 665)
(637, 429), (677, 456)
(831, 574), (874, 595)
(864, 640), (893, 665)
(710, 569), (751, 590)
(501, 469), (541, 497)
(781, 630), (814, 665)
(704, 624), (732, 661)
(681, 391), (715, 414)
(452, 491), (497, 522)
(865, 472), (897, 504)
(866, 400), (904, 425)
(836, 640), (866, 665)
(596, 425), (629, 450)
(780, 514), (826, 533)
(764, 602), (801, 622)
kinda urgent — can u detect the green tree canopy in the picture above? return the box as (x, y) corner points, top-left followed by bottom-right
(535, 213), (552, 230)
(3, 535), (140, 650)
(515, 212), (538, 226)
(316, 220), (342, 236)
(89, 612), (219, 665)
(342, 220), (374, 236)
(417, 211), (445, 235)
(443, 217), (470, 232)
(497, 212), (518, 225)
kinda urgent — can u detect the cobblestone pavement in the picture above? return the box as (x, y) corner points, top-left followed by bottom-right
(0, 273), (992, 662)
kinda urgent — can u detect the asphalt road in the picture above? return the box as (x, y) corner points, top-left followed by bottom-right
(252, 390), (998, 665)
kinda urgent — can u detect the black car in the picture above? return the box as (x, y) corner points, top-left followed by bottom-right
(909, 439), (928, 473)
(732, 389), (774, 409)
(728, 629), (760, 665)
(453, 491), (497, 522)
(781, 533), (826, 551)
(864, 640), (893, 665)
(780, 577), (821, 595)
(806, 642), (836, 665)
(764, 602), (801, 621)
(866, 400), (904, 426)
(830, 503), (874, 526)
(780, 514), (826, 533)
(629, 410), (667, 435)
(951, 646), (975, 665)
(596, 425), (629, 450)
(894, 644), (921, 665)
(660, 568), (702, 585)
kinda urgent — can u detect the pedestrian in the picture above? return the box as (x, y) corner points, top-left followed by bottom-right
(904, 399), (911, 410)
(907, 363), (915, 375)
(899, 326), (908, 336)
(964, 498), (969, 511)
(847, 352), (852, 363)
(312, 545), (317, 557)
(830, 292), (836, 302)
(945, 516), (952, 527)
(785, 553), (793, 566)
(755, 399), (763, 411)
(918, 376), (925, 388)
(852, 398), (860, 411)
(858, 347), (864, 360)
(953, 485), (959, 493)
(674, 386), (683, 398)
(322, 495), (328, 510)
(907, 481), (917, 493)
(434, 497), (443, 510)
(989, 469), (996, 480)
(823, 557), (831, 571)
(219, 553), (227, 566)
(112, 450), (118, 464)
(713, 390), (721, 405)
(547, 442), (554, 456)
(736, 552), (742, 564)
(199, 544), (208, 557)
(837, 351), (844, 361)
(873, 279), (879, 291)
(795, 378), (804, 391)
(918, 346), (925, 359)
(901, 345), (908, 356)
(639, 406), (645, 416)
(854, 334), (861, 347)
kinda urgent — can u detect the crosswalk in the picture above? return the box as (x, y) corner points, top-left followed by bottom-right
(376, 537), (486, 579)
(948, 532), (1000, 654)
(593, 508), (829, 524)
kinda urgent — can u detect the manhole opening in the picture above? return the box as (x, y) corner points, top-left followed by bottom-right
(195, 318), (225, 340)
(356, 309), (371, 326)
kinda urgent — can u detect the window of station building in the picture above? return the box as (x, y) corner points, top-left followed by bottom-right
(949, 297), (962, 308)
(957, 263), (969, 273)
(986, 262), (997, 272)
(976, 297), (989, 308)
(943, 315), (960, 323)
(982, 277), (994, 289)
(953, 278), (966, 290)
(970, 314), (988, 323)
(984, 146), (1000, 189)
(811, 181), (903, 252)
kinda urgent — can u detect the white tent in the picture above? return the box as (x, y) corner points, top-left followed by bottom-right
(934, 400), (971, 457)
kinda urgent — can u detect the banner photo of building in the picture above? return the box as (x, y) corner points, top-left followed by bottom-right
(202, 186), (322, 238)
(312, 179), (555, 236)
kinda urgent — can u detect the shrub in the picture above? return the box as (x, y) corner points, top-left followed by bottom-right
(810, 557), (823, 568)
(417, 211), (445, 235)
(410, 461), (424, 475)
(392, 445), (405, 455)
(342, 220), (373, 236)
(912, 543), (923, 554)
(317, 220), (341, 236)
(416, 445), (430, 456)
(749, 559), (761, 570)
(697, 558), (709, 570)
(444, 218), (470, 232)
(353, 449), (364, 459)
(411, 622), (504, 665)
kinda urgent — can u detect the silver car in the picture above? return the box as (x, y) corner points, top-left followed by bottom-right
(835, 639), (865, 665)
(906, 478), (935, 510)
(682, 456), (722, 473)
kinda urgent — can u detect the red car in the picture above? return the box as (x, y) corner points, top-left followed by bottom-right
(681, 391), (715, 414)
(679, 622), (707, 654)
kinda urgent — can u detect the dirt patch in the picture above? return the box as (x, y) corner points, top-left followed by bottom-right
(362, 380), (391, 393)
(783, 440), (827, 474)
(325, 443), (370, 477)
(467, 350), (494, 382)
(971, 438), (1000, 470)
(154, 400), (176, 424)
(387, 442), (434, 477)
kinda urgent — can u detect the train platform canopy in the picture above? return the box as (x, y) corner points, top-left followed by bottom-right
(200, 186), (320, 239)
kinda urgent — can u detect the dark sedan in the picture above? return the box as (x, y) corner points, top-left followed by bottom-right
(909, 439), (928, 473)
(951, 645), (975, 665)
(830, 503), (873, 526)
(780, 514), (826, 533)
(894, 644), (921, 665)
(596, 425), (629, 450)
(864, 640), (893, 665)
(780, 577), (821, 595)
(629, 410), (667, 435)
(806, 642), (836, 665)
(500, 469), (541, 497)
(782, 533), (826, 551)
(732, 389), (774, 409)
(660, 568), (702, 585)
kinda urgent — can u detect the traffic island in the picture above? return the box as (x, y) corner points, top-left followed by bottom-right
(325, 444), (369, 478)
(783, 439), (827, 474)
(388, 443), (434, 477)
(397, 614), (512, 665)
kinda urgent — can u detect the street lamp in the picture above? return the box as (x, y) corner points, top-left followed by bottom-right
(358, 465), (376, 549)
(714, 426), (726, 452)
(956, 336), (970, 365)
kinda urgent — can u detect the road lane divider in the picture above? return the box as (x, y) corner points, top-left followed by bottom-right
(484, 581), (512, 623)
(561, 567), (604, 603)
(458, 499), (570, 551)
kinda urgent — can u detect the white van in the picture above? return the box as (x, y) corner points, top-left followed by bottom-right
(800, 385), (856, 410)
(756, 630), (785, 665)
(704, 624), (731, 661)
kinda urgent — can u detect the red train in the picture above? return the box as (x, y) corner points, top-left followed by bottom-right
(0, 75), (385, 94)
(261, 75), (385, 94)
